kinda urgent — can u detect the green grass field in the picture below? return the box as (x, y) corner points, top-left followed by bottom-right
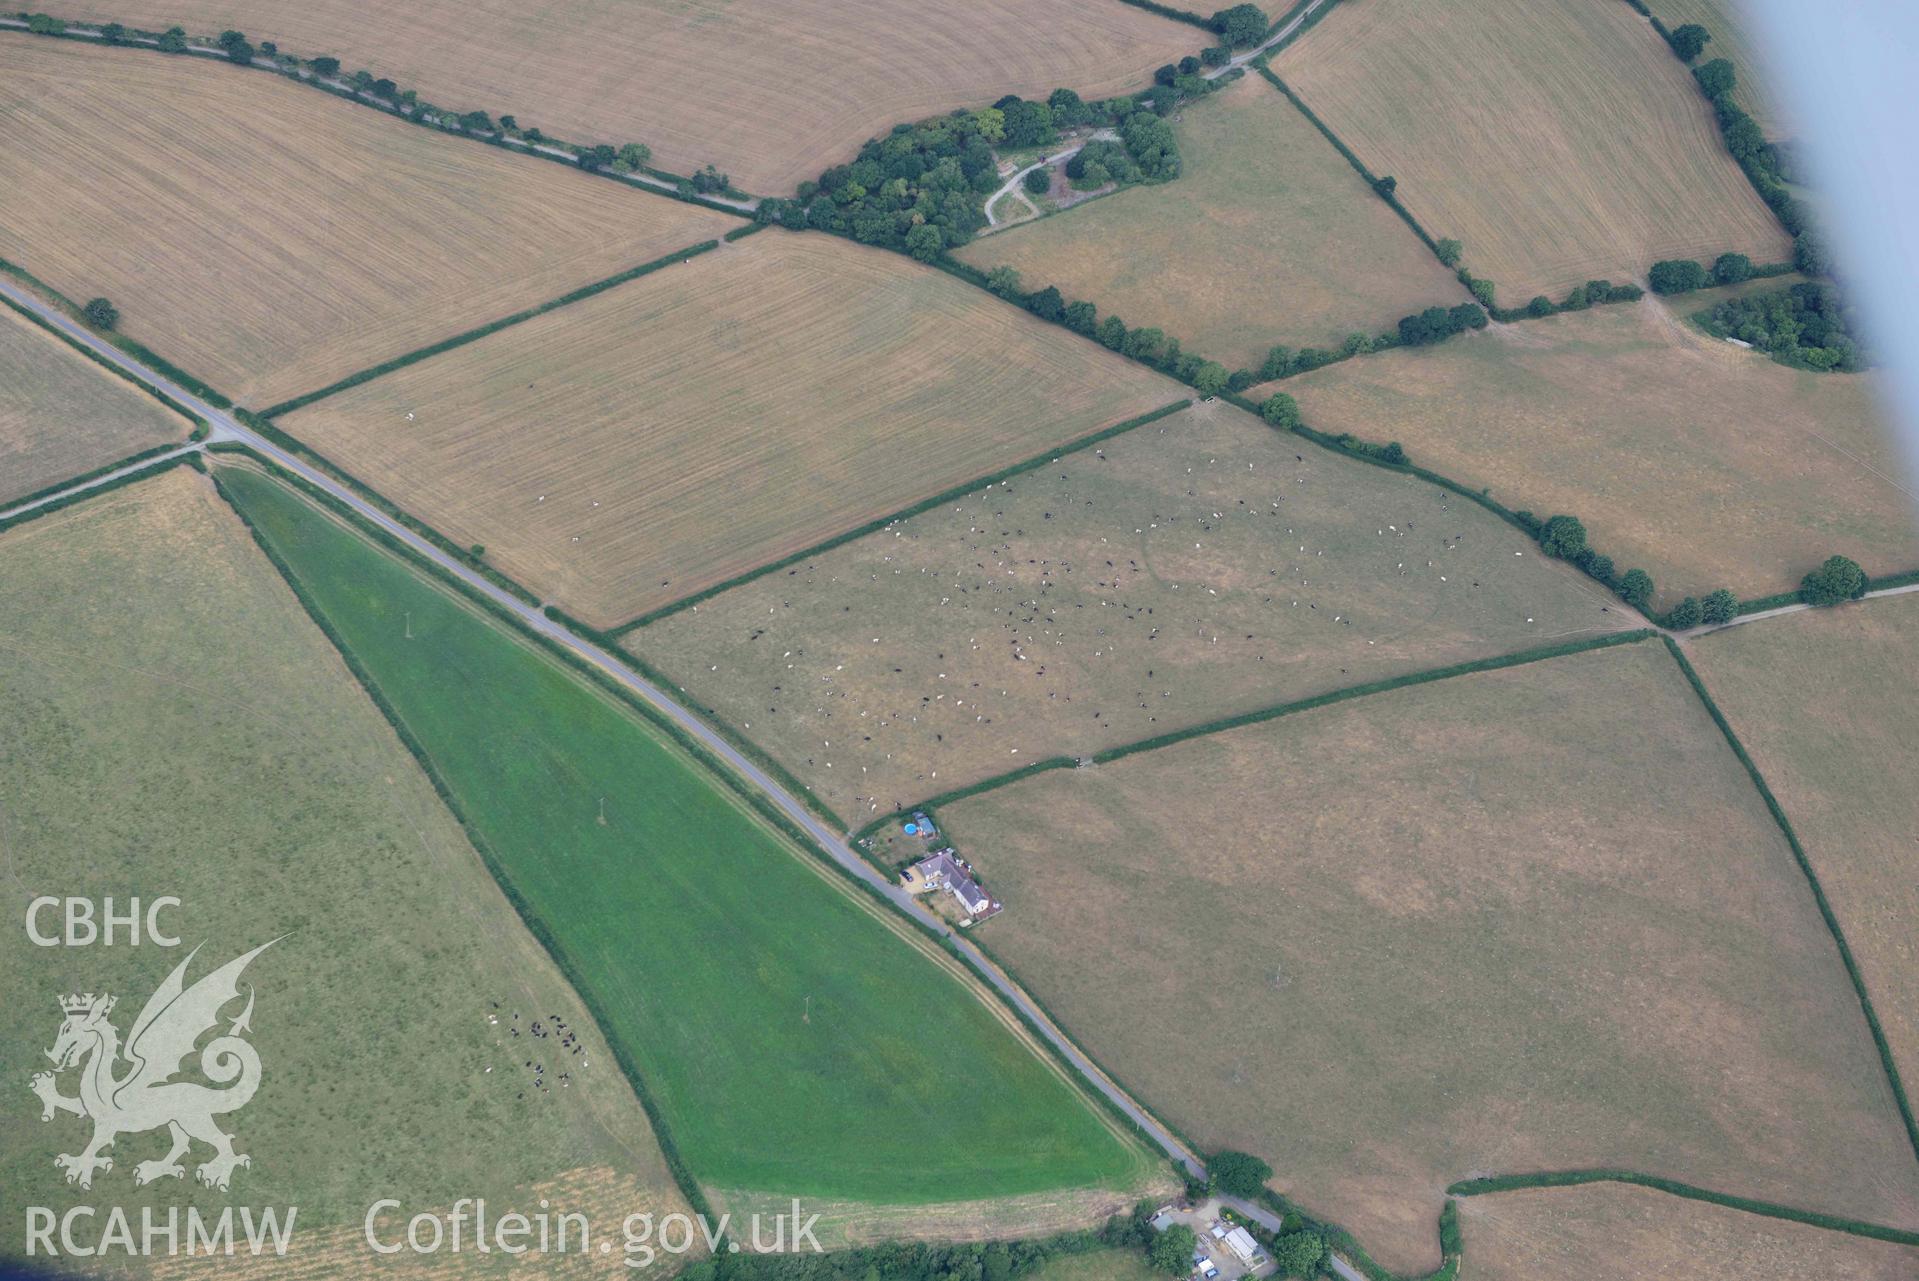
(0, 470), (691, 1262)
(213, 463), (1154, 1208)
(956, 75), (1465, 369)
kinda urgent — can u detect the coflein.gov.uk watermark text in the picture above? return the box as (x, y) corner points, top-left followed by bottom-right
(25, 1201), (821, 1267)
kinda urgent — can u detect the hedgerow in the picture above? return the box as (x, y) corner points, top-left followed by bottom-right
(0, 450), (196, 536)
(258, 239), (720, 416)
(1661, 637), (1919, 1162)
(1449, 1168), (1919, 1245)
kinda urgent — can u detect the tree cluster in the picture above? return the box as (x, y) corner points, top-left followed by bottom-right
(1210, 4), (1268, 47)
(779, 87), (1192, 259)
(1800, 554), (1867, 606)
(1397, 303), (1487, 346)
(216, 27), (254, 64)
(1693, 282), (1868, 371)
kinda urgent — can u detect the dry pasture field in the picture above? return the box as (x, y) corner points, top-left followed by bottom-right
(0, 36), (734, 406)
(1649, 0), (1796, 136)
(939, 641), (1919, 1273)
(0, 302), (190, 504)
(956, 75), (1466, 369)
(280, 230), (1174, 628)
(1457, 1183), (1919, 1281)
(1690, 593), (1919, 1096)
(0, 470), (691, 1261)
(636, 401), (1626, 821)
(54, 0), (1199, 194)
(1274, 0), (1791, 300)
(1270, 295), (1919, 609)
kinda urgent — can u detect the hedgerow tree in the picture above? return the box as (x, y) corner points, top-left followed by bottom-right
(1800, 554), (1867, 606)
(82, 297), (118, 330)
(1193, 362), (1230, 396)
(1271, 1231), (1326, 1279)
(1649, 259), (1708, 294)
(1669, 22), (1711, 62)
(157, 26), (187, 52)
(1694, 57), (1737, 100)
(1150, 1224), (1197, 1275)
(1712, 252), (1753, 284)
(1260, 392), (1301, 430)
(1208, 1150), (1272, 1198)
(1666, 596), (1703, 629)
(1211, 3), (1268, 47)
(310, 55), (340, 77)
(1539, 515), (1588, 560)
(1435, 238), (1463, 267)
(1701, 588), (1738, 624)
(1619, 569), (1655, 609)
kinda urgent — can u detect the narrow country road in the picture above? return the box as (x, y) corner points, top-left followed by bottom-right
(1210, 0), (1334, 78)
(0, 271), (1205, 1178)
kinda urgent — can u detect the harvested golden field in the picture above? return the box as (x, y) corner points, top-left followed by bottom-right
(956, 76), (1465, 369)
(1690, 593), (1919, 1095)
(1274, 0), (1791, 300)
(55, 0), (1199, 194)
(636, 401), (1626, 822)
(1271, 295), (1919, 609)
(0, 36), (733, 406)
(1649, 0), (1796, 136)
(1458, 1183), (1919, 1281)
(0, 302), (190, 504)
(941, 641), (1919, 1274)
(0, 470), (690, 1262)
(281, 231), (1175, 628)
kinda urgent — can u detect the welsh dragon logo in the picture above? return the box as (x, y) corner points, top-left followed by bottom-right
(30, 941), (276, 1191)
